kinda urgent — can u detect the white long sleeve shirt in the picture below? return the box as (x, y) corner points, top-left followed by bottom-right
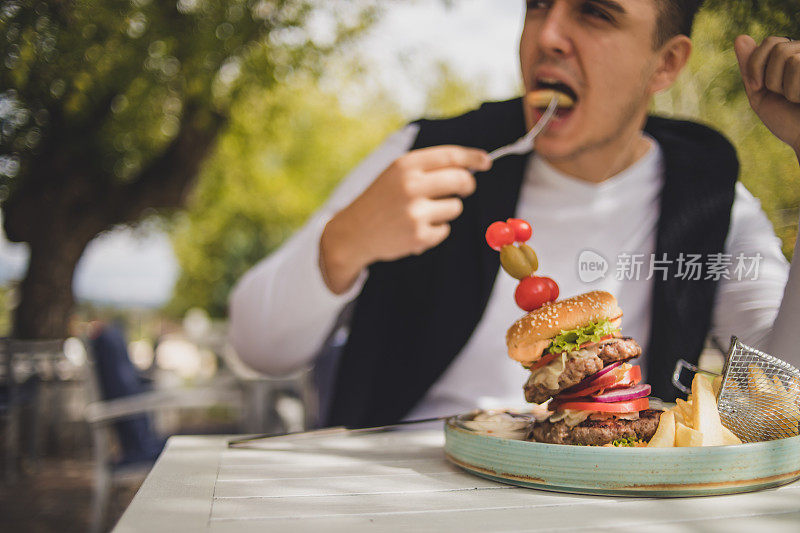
(229, 123), (795, 419)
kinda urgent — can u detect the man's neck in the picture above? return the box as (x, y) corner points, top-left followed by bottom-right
(543, 129), (653, 183)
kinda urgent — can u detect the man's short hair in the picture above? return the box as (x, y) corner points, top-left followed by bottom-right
(653, 0), (706, 48)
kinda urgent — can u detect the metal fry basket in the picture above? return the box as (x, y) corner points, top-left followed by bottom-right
(673, 337), (800, 443)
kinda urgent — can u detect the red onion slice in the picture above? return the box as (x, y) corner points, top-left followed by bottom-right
(591, 384), (651, 403)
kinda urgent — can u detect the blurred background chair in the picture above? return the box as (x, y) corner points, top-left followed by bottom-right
(1, 338), (67, 483)
(82, 323), (245, 532)
(1, 317), (322, 531)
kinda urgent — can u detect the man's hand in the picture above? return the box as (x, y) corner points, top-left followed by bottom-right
(735, 35), (800, 157)
(320, 145), (492, 294)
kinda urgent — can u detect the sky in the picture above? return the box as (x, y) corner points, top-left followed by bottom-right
(0, 1), (526, 308)
(357, 0), (525, 114)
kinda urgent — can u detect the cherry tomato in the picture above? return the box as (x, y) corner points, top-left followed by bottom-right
(506, 218), (533, 242)
(551, 397), (649, 414)
(514, 276), (551, 312)
(485, 221), (515, 251)
(540, 276), (559, 301)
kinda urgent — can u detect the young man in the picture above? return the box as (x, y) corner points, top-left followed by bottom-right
(230, 1), (800, 427)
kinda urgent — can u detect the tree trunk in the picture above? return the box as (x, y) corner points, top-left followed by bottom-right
(4, 104), (224, 339)
(13, 232), (92, 339)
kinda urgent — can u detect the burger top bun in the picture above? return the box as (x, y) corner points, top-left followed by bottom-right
(506, 290), (623, 366)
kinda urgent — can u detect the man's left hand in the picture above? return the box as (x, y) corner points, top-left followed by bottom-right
(735, 35), (800, 156)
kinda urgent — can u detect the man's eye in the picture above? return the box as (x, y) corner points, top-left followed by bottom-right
(527, 0), (552, 10)
(582, 3), (611, 21)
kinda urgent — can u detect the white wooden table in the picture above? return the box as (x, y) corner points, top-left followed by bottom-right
(114, 428), (800, 532)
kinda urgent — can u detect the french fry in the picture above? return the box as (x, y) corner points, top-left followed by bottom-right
(676, 422), (704, 447)
(721, 378), (743, 398)
(772, 376), (788, 395)
(747, 365), (774, 396)
(720, 425), (743, 445)
(712, 375), (722, 397)
(647, 411), (676, 447)
(723, 416), (751, 443)
(789, 375), (800, 413)
(676, 398), (693, 427)
(691, 373), (728, 446)
(671, 407), (686, 427)
(763, 401), (800, 438)
(746, 369), (800, 437)
(789, 376), (800, 397)
(652, 368), (800, 446)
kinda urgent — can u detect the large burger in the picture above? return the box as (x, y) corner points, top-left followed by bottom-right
(506, 290), (662, 446)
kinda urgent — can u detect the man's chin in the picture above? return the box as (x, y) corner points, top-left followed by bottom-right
(533, 138), (584, 162)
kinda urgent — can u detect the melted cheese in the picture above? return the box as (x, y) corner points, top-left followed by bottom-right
(549, 409), (591, 427)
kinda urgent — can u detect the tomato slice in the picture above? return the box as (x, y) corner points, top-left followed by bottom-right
(577, 334), (613, 350)
(557, 365), (641, 399)
(529, 352), (559, 371)
(602, 365), (642, 391)
(554, 397), (649, 413)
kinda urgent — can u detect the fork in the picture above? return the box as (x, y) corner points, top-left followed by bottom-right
(488, 95), (559, 162)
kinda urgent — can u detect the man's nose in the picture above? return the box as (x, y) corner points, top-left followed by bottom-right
(537, 4), (573, 56)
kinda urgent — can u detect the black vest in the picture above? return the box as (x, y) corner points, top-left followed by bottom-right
(328, 97), (739, 428)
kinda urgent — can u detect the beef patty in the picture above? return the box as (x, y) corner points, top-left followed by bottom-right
(523, 337), (642, 404)
(596, 337), (642, 364)
(531, 409), (663, 446)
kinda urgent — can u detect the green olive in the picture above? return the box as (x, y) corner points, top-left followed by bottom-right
(519, 244), (538, 272)
(500, 244), (534, 280)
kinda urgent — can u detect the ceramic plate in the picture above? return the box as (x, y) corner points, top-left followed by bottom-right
(444, 413), (800, 497)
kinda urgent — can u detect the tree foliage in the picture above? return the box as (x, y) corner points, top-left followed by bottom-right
(424, 62), (486, 119)
(1, 1), (377, 190)
(704, 0), (800, 40)
(0, 0), (379, 337)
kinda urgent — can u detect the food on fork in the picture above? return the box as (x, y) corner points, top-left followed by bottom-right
(525, 89), (575, 109)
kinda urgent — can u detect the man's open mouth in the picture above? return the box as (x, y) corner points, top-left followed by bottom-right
(535, 78), (578, 104)
(533, 77), (579, 118)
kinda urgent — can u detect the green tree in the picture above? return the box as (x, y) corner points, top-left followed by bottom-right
(0, 0), (379, 338)
(705, 0), (799, 40)
(424, 62), (486, 119)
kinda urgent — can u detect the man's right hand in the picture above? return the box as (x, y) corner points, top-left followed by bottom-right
(320, 145), (492, 294)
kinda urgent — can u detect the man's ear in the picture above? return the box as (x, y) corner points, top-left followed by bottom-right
(649, 35), (692, 94)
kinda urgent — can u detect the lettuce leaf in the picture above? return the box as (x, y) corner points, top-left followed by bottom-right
(547, 318), (619, 355)
(611, 437), (643, 447)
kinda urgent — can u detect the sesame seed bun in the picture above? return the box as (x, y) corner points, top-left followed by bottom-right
(506, 290), (623, 366)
